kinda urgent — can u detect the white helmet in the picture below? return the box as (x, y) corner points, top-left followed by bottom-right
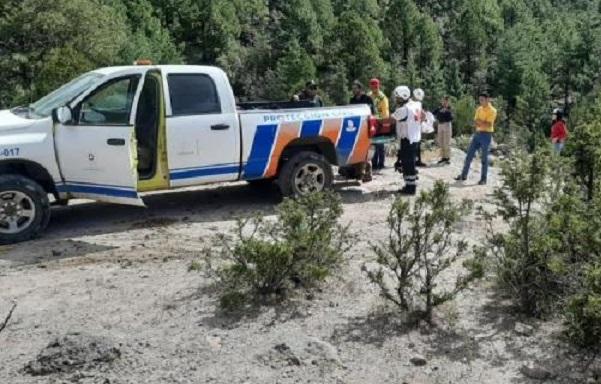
(393, 86), (411, 101)
(413, 88), (425, 101)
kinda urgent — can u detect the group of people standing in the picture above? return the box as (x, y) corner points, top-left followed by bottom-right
(296, 80), (568, 196)
(348, 78), (456, 195)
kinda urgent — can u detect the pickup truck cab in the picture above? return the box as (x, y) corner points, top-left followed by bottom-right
(0, 64), (375, 244)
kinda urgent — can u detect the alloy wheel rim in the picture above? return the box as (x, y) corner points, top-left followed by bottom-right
(294, 163), (326, 194)
(0, 191), (36, 235)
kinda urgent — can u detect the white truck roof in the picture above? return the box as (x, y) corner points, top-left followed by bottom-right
(92, 65), (227, 77)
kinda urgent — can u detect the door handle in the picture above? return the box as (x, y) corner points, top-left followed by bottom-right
(211, 124), (230, 131)
(107, 138), (126, 146)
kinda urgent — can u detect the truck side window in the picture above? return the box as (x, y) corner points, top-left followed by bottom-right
(78, 76), (140, 126)
(168, 74), (221, 116)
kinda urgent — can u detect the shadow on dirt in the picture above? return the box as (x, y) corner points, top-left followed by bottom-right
(1, 180), (398, 266)
(0, 239), (117, 265)
(177, 283), (313, 331)
(329, 310), (414, 348)
(463, 290), (600, 383)
(32, 182), (396, 243)
(425, 329), (483, 363)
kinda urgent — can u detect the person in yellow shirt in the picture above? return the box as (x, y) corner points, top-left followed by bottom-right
(455, 92), (497, 185)
(368, 78), (390, 170)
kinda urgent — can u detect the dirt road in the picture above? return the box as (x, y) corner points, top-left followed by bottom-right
(0, 151), (596, 384)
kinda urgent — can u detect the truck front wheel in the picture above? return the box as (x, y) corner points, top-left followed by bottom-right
(278, 151), (333, 197)
(0, 175), (50, 245)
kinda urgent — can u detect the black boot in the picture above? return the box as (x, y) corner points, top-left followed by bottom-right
(399, 186), (416, 195)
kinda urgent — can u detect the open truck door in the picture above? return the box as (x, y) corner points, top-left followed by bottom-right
(54, 75), (145, 206)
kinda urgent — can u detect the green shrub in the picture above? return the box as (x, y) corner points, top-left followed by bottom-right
(454, 135), (472, 153)
(211, 192), (352, 308)
(454, 95), (476, 137)
(365, 181), (475, 324)
(567, 120), (601, 201)
(545, 179), (601, 264)
(480, 147), (567, 317)
(565, 264), (601, 348)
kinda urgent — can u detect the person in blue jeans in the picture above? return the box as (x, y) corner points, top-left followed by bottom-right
(455, 93), (497, 185)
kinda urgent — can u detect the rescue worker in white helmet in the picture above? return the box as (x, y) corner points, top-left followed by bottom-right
(395, 88), (424, 195)
(391, 86), (418, 194)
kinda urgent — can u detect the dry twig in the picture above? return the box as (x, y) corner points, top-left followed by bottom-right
(0, 300), (17, 335)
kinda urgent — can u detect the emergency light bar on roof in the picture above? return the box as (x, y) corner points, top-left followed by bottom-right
(134, 59), (152, 66)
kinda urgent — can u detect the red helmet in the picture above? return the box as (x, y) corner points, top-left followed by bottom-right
(369, 78), (380, 89)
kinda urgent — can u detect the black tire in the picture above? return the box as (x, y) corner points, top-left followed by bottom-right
(0, 175), (50, 245)
(277, 151), (333, 197)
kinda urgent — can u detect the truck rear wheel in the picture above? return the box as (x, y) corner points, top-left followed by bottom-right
(278, 151), (333, 197)
(0, 175), (50, 245)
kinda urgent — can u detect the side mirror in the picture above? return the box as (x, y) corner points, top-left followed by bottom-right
(53, 106), (73, 125)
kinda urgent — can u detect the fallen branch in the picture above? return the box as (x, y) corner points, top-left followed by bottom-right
(0, 300), (17, 335)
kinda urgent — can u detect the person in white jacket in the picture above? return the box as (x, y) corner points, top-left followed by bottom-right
(412, 88), (428, 167)
(392, 86), (421, 195)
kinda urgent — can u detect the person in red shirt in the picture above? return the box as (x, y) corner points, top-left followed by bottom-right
(551, 109), (568, 153)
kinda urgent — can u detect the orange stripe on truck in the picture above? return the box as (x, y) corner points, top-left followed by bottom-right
(264, 121), (301, 178)
(322, 118), (342, 143)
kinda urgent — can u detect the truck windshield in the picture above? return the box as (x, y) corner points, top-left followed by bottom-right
(28, 72), (104, 118)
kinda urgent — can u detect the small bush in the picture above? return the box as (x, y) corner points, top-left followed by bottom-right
(480, 147), (567, 317)
(211, 192), (352, 308)
(565, 264), (601, 348)
(366, 181), (475, 324)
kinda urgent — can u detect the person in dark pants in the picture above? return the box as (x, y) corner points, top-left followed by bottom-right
(368, 78), (390, 171)
(400, 139), (418, 193)
(455, 92), (497, 185)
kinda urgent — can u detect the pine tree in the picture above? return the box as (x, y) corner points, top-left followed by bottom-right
(515, 63), (551, 147)
(265, 39), (317, 101)
(334, 10), (388, 84)
(384, 0), (421, 65)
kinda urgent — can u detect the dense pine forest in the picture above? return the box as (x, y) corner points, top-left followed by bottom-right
(1, 0), (601, 136)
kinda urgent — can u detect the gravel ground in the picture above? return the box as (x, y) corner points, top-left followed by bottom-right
(1, 149), (599, 384)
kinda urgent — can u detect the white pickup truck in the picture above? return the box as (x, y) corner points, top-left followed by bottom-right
(0, 64), (377, 244)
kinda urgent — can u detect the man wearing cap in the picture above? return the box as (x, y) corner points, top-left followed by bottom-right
(368, 78), (390, 171)
(455, 92), (497, 185)
(350, 80), (375, 114)
(298, 80), (324, 107)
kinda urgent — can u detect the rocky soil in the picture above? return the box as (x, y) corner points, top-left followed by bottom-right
(1, 149), (599, 384)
